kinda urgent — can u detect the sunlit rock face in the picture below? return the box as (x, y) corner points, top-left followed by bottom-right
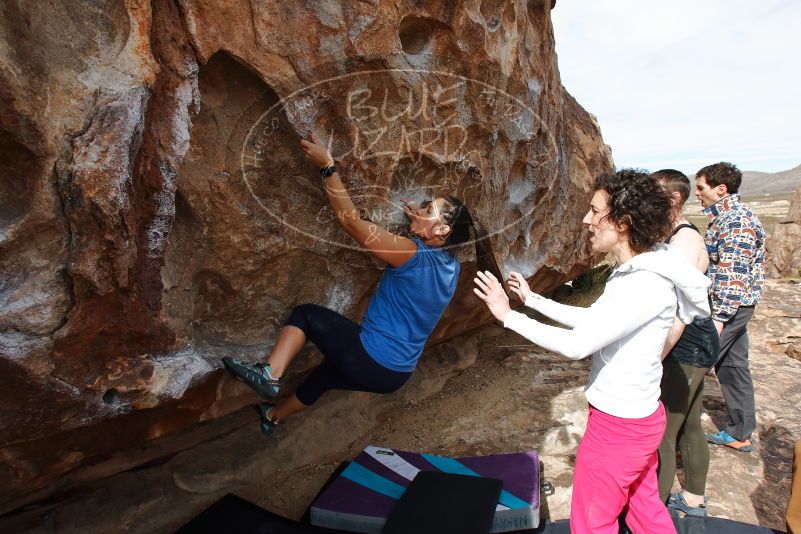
(0, 0), (611, 511)
(766, 187), (801, 278)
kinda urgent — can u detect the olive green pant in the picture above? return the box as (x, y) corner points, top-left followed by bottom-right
(657, 360), (711, 501)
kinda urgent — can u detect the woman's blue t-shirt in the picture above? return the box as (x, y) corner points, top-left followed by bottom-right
(359, 239), (460, 372)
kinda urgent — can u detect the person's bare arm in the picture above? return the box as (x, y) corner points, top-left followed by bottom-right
(300, 134), (416, 267)
(661, 316), (686, 360)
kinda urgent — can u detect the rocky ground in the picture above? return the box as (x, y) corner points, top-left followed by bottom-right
(239, 279), (801, 531)
(2, 279), (798, 533)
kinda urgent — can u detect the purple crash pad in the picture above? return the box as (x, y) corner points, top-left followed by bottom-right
(310, 445), (540, 533)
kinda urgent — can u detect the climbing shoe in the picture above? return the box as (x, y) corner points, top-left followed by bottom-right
(222, 357), (281, 399)
(667, 492), (708, 517)
(255, 403), (278, 435)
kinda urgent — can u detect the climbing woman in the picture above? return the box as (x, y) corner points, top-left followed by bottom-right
(473, 169), (711, 533)
(223, 132), (501, 434)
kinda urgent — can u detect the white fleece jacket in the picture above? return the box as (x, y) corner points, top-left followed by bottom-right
(504, 245), (712, 418)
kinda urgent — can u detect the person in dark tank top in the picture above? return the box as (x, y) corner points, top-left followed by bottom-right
(223, 133), (502, 434)
(652, 169), (719, 517)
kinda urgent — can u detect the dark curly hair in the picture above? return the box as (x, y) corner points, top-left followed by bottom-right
(695, 161), (741, 194)
(593, 169), (673, 254)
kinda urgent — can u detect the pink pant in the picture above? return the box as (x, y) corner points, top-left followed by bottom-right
(571, 402), (676, 534)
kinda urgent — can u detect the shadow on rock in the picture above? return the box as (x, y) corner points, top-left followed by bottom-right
(751, 423), (794, 530)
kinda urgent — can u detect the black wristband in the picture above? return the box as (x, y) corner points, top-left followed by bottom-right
(320, 165), (337, 178)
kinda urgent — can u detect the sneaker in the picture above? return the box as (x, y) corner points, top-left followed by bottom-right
(667, 492), (707, 517)
(706, 430), (754, 452)
(255, 403), (278, 435)
(222, 357), (281, 399)
(706, 430), (737, 445)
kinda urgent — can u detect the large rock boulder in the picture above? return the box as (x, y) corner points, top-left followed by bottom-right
(767, 186), (801, 278)
(0, 0), (612, 511)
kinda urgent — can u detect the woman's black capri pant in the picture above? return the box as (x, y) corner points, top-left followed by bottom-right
(284, 304), (412, 406)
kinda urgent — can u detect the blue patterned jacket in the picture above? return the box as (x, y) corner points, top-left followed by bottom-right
(703, 194), (766, 322)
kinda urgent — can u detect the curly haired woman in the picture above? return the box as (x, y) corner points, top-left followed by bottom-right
(474, 169), (711, 533)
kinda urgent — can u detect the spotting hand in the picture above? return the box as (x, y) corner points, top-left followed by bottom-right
(507, 271), (531, 302)
(473, 270), (511, 322)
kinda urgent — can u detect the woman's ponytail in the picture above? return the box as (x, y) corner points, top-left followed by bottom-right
(470, 219), (503, 283)
(442, 196), (503, 282)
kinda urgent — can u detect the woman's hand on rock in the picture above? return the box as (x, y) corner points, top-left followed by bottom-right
(300, 132), (334, 169)
(473, 270), (511, 322)
(507, 271), (531, 302)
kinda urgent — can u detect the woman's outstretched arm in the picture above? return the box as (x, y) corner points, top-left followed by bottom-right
(524, 294), (591, 328)
(300, 133), (416, 267)
(508, 271), (590, 327)
(476, 270), (668, 360)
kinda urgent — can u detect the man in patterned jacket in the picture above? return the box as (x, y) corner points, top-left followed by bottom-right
(695, 162), (766, 453)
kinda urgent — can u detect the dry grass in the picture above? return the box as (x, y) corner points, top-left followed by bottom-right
(683, 193), (793, 236)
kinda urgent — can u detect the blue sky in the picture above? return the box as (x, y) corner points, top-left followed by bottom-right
(552, 1), (801, 173)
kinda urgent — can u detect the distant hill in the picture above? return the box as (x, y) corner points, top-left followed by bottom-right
(738, 164), (801, 196)
(686, 164), (801, 201)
